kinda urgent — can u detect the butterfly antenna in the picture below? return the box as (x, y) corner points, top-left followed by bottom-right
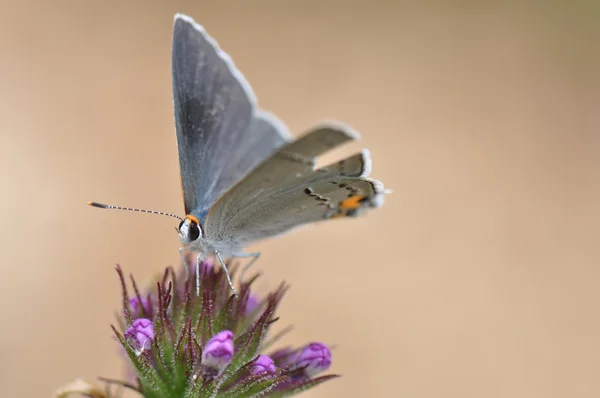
(87, 201), (184, 221)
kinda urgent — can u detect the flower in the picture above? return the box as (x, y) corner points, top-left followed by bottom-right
(202, 330), (234, 371)
(249, 355), (276, 375)
(123, 318), (153, 354)
(244, 293), (260, 315)
(92, 261), (339, 397)
(294, 343), (332, 377)
(128, 296), (151, 318)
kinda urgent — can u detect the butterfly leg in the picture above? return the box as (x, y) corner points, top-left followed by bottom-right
(215, 251), (239, 297)
(194, 252), (206, 296)
(179, 246), (193, 282)
(233, 252), (261, 284)
(179, 247), (203, 295)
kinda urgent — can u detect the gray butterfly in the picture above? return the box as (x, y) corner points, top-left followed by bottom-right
(90, 14), (386, 296)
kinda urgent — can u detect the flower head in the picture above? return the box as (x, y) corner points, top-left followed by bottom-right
(101, 261), (338, 397)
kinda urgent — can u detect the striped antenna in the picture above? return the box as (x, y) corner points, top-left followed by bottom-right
(87, 201), (183, 221)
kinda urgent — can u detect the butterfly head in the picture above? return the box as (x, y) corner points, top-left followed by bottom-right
(178, 214), (203, 244)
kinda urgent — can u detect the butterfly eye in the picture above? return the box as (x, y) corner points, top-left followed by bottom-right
(178, 220), (185, 230)
(188, 222), (200, 241)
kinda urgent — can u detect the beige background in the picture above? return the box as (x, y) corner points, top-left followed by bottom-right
(1, 1), (600, 397)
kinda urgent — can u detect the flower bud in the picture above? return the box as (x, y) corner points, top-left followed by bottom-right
(124, 318), (153, 354)
(245, 293), (260, 315)
(295, 343), (331, 377)
(128, 296), (151, 318)
(202, 330), (234, 371)
(249, 355), (276, 375)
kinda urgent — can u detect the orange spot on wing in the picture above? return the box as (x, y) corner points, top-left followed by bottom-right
(340, 195), (366, 210)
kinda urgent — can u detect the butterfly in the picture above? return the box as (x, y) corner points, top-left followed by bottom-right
(89, 14), (386, 296)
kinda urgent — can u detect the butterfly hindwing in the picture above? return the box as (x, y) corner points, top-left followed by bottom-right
(204, 125), (384, 246)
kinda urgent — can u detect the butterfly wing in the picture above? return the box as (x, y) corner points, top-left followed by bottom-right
(223, 175), (384, 247)
(204, 125), (385, 247)
(172, 14), (290, 220)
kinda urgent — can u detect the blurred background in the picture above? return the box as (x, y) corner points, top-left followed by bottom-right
(1, 1), (600, 397)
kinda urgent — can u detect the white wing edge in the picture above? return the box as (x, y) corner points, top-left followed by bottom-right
(174, 13), (292, 141)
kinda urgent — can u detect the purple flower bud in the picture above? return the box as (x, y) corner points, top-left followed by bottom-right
(245, 293), (260, 315)
(202, 330), (234, 370)
(249, 355), (276, 376)
(124, 318), (154, 354)
(128, 296), (151, 317)
(295, 343), (331, 377)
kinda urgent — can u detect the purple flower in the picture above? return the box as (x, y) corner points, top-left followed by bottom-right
(294, 343), (332, 377)
(128, 296), (151, 317)
(107, 234), (338, 395)
(245, 293), (260, 315)
(202, 330), (234, 370)
(249, 355), (276, 375)
(124, 318), (153, 354)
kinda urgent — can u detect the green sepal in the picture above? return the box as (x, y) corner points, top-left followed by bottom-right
(268, 374), (340, 397)
(195, 290), (214, 344)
